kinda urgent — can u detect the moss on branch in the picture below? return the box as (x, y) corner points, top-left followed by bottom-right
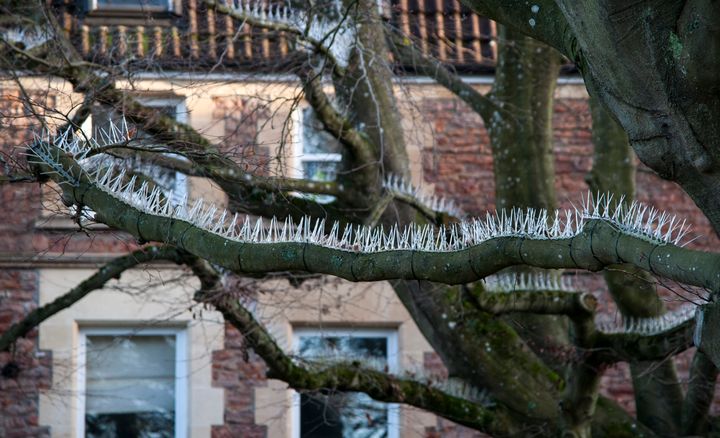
(470, 289), (597, 317)
(592, 318), (695, 363)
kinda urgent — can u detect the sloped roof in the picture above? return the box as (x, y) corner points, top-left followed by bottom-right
(53, 0), (498, 73)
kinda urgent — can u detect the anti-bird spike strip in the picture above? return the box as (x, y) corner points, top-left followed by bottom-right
(383, 173), (463, 218)
(32, 126), (695, 249)
(30, 126), (720, 292)
(596, 304), (697, 336)
(482, 272), (577, 293)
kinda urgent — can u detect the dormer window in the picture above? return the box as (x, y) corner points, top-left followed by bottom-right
(89, 0), (173, 13)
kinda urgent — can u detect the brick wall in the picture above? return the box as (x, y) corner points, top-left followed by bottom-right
(0, 90), (51, 438)
(0, 269), (51, 438)
(0, 90), (44, 255)
(211, 323), (267, 438)
(420, 97), (494, 216)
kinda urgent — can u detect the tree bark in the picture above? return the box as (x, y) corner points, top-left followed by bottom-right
(588, 95), (684, 436)
(682, 350), (719, 435)
(489, 25), (570, 361)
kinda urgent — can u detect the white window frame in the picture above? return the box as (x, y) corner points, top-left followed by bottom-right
(89, 0), (174, 12)
(76, 327), (189, 438)
(290, 327), (400, 438)
(291, 105), (342, 180)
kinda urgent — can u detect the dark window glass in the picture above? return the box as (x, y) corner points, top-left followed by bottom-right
(84, 335), (176, 438)
(298, 335), (390, 438)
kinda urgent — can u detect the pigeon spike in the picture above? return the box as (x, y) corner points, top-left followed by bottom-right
(22, 141), (700, 255)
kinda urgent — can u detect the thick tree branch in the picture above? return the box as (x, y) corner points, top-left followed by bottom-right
(552, 282), (600, 437)
(471, 289), (596, 317)
(8, 17), (343, 218)
(299, 67), (377, 175)
(459, 0), (572, 57)
(592, 397), (656, 437)
(588, 92), (684, 435)
(560, 360), (602, 438)
(390, 280), (563, 423)
(33, 147), (720, 292)
(176, 254), (521, 435)
(592, 318), (695, 364)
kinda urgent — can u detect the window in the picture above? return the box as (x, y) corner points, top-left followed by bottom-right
(77, 327), (188, 438)
(89, 0), (173, 12)
(292, 328), (399, 438)
(133, 97), (189, 205)
(79, 97), (188, 206)
(293, 106), (342, 203)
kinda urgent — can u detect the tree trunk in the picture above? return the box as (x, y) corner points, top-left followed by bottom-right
(588, 95), (684, 436)
(489, 25), (570, 360)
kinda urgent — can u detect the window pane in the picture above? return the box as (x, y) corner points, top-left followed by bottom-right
(85, 335), (176, 438)
(300, 392), (388, 438)
(302, 161), (339, 183)
(298, 336), (387, 360)
(95, 0), (169, 10)
(85, 412), (174, 438)
(298, 335), (389, 438)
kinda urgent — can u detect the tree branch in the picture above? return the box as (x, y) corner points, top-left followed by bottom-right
(387, 31), (498, 122)
(201, 0), (349, 76)
(460, 0), (572, 56)
(588, 91), (684, 435)
(206, 165), (345, 197)
(471, 289), (597, 317)
(0, 174), (36, 184)
(298, 67), (378, 175)
(387, 189), (456, 224)
(0, 245), (180, 351)
(32, 145), (720, 292)
(592, 318), (695, 363)
(9, 15), (336, 203)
